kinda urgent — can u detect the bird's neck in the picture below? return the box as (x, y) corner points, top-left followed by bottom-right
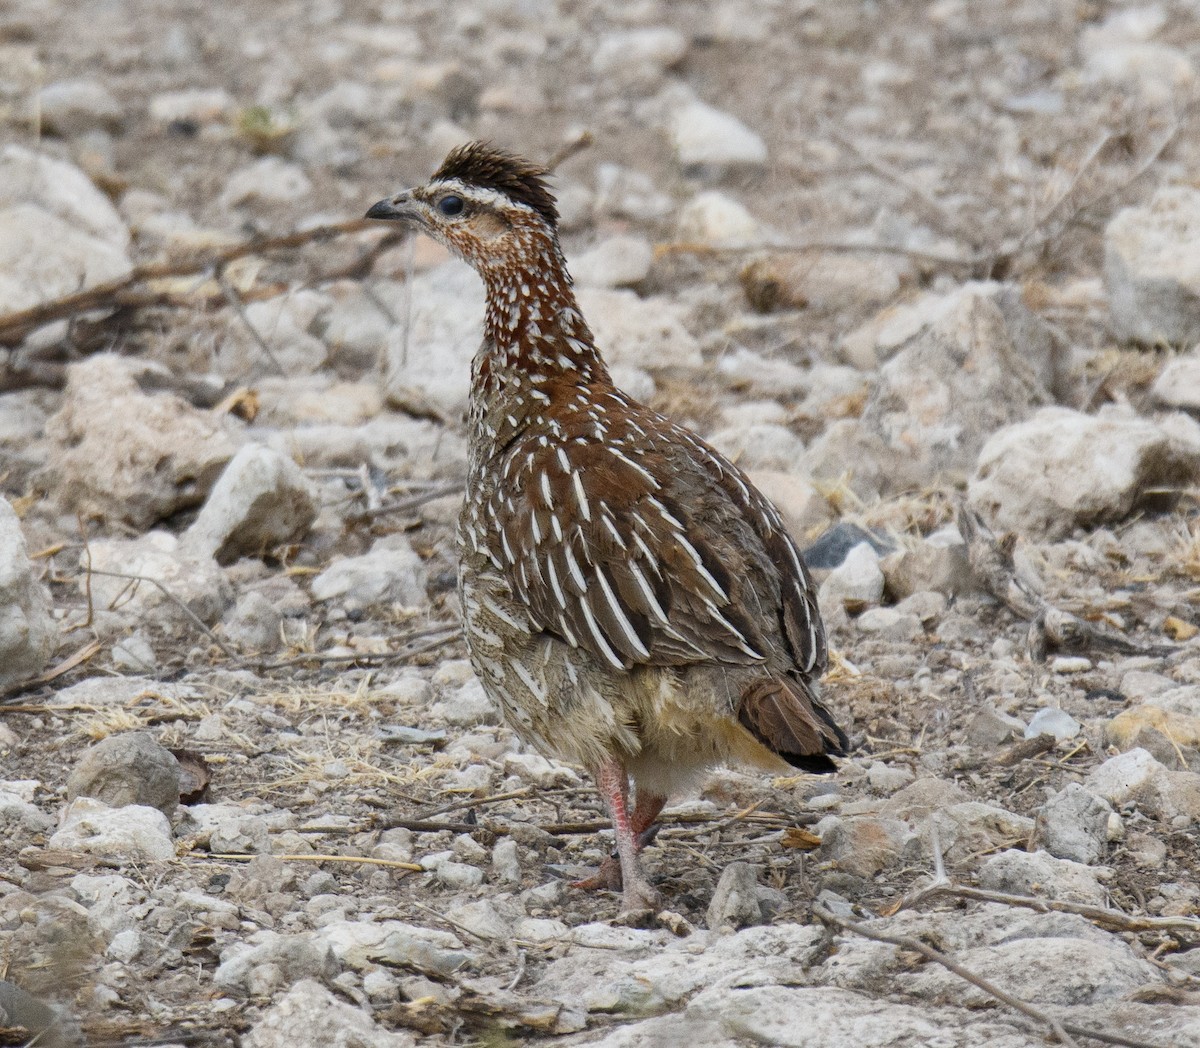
(469, 231), (609, 439)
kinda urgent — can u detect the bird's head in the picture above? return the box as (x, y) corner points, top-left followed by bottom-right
(366, 141), (560, 276)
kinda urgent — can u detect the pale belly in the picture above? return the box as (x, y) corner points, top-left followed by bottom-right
(458, 561), (787, 794)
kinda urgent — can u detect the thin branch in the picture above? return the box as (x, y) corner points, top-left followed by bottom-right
(192, 851), (423, 872)
(217, 271), (285, 376)
(85, 568), (238, 659)
(898, 881), (1200, 939)
(813, 904), (1168, 1048)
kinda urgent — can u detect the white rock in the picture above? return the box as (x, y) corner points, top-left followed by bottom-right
(592, 28), (688, 84)
(1106, 186), (1200, 345)
(491, 838), (522, 885)
(107, 928), (142, 963)
(430, 678), (497, 727)
(854, 283), (1049, 485)
(436, 861), (485, 889)
(1151, 354), (1200, 410)
(856, 607), (923, 640)
(0, 497), (56, 689)
(311, 535), (428, 610)
(1037, 783), (1114, 864)
(184, 444), (318, 563)
(112, 633), (157, 672)
(967, 406), (1200, 539)
(37, 79), (123, 135)
(577, 288), (702, 370)
(676, 191), (762, 245)
(1050, 656), (1093, 675)
(979, 848), (1108, 905)
(570, 235), (653, 288)
(149, 87), (234, 124)
(220, 157), (313, 208)
(50, 798), (175, 862)
(0, 788), (54, 834)
(0, 203), (130, 315)
(312, 919), (472, 977)
(244, 980), (417, 1048)
(46, 355), (237, 528)
(0, 144), (129, 248)
(818, 542), (885, 616)
(220, 289), (333, 377)
(223, 591), (285, 652)
(706, 422), (806, 472)
(672, 100), (768, 170)
(1025, 707), (1082, 741)
(594, 163), (676, 222)
(83, 530), (231, 627)
(384, 260), (482, 416)
(502, 752), (581, 786)
(1086, 748), (1165, 806)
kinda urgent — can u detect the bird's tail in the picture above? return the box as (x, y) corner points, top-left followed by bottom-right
(737, 675), (848, 774)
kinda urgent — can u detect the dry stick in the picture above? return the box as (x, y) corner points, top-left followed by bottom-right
(85, 567), (238, 659)
(812, 903), (1168, 1048)
(252, 626), (460, 671)
(347, 480), (466, 524)
(0, 217), (379, 346)
(217, 272), (285, 376)
(957, 504), (1173, 659)
(903, 882), (1200, 939)
(194, 851), (423, 872)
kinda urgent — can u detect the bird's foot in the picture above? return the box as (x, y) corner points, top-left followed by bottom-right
(617, 876), (662, 921)
(570, 854), (623, 892)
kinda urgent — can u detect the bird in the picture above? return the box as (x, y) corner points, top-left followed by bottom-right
(366, 142), (848, 913)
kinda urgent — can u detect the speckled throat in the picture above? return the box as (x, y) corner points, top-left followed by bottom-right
(466, 223), (611, 469)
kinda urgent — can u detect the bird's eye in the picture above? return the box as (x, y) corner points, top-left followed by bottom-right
(438, 195), (465, 216)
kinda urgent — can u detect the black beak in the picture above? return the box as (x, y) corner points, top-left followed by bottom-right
(365, 193), (416, 221)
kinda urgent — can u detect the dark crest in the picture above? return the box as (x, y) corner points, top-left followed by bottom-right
(432, 141), (559, 228)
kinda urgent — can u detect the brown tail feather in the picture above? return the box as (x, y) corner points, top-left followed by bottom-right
(737, 676), (848, 774)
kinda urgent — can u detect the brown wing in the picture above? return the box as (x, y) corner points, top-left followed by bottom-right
(483, 390), (826, 676)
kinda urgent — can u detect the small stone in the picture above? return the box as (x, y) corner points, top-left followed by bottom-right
(1036, 783), (1114, 864)
(183, 444), (318, 564)
(50, 798), (175, 861)
(881, 542), (975, 600)
(817, 817), (917, 878)
(818, 542), (885, 617)
(111, 633), (157, 672)
(676, 191), (761, 245)
(46, 355), (236, 528)
(106, 928), (141, 963)
(706, 862), (779, 929)
(966, 707), (1026, 750)
(149, 87), (234, 124)
(243, 979), (416, 1048)
(1050, 656), (1093, 675)
(672, 100), (767, 171)
(865, 763), (915, 794)
(492, 838), (522, 885)
(592, 27), (688, 85)
(223, 591), (284, 653)
(513, 917), (569, 942)
(430, 678), (496, 727)
(855, 607), (923, 640)
(435, 861), (485, 890)
(311, 535), (428, 610)
(968, 406), (1200, 539)
(1105, 687), (1200, 771)
(37, 79), (123, 135)
(220, 157), (312, 209)
(747, 471), (835, 540)
(1025, 707), (1082, 742)
(570, 235), (653, 288)
(1152, 353), (1200, 411)
(804, 522), (892, 570)
(0, 497), (57, 689)
(313, 919), (472, 978)
(67, 732), (181, 816)
(576, 288), (702, 371)
(707, 422), (806, 472)
(502, 752), (580, 786)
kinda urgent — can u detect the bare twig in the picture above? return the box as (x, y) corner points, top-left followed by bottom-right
(86, 568), (238, 659)
(217, 271), (285, 375)
(0, 217), (381, 346)
(813, 904), (1168, 1048)
(347, 481), (465, 524)
(898, 881), (1200, 939)
(958, 504), (1173, 659)
(193, 851), (423, 872)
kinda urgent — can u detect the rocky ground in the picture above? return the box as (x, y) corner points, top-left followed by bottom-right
(2, 0), (1200, 1045)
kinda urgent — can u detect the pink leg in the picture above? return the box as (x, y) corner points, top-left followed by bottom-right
(572, 788), (667, 894)
(579, 760), (661, 912)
